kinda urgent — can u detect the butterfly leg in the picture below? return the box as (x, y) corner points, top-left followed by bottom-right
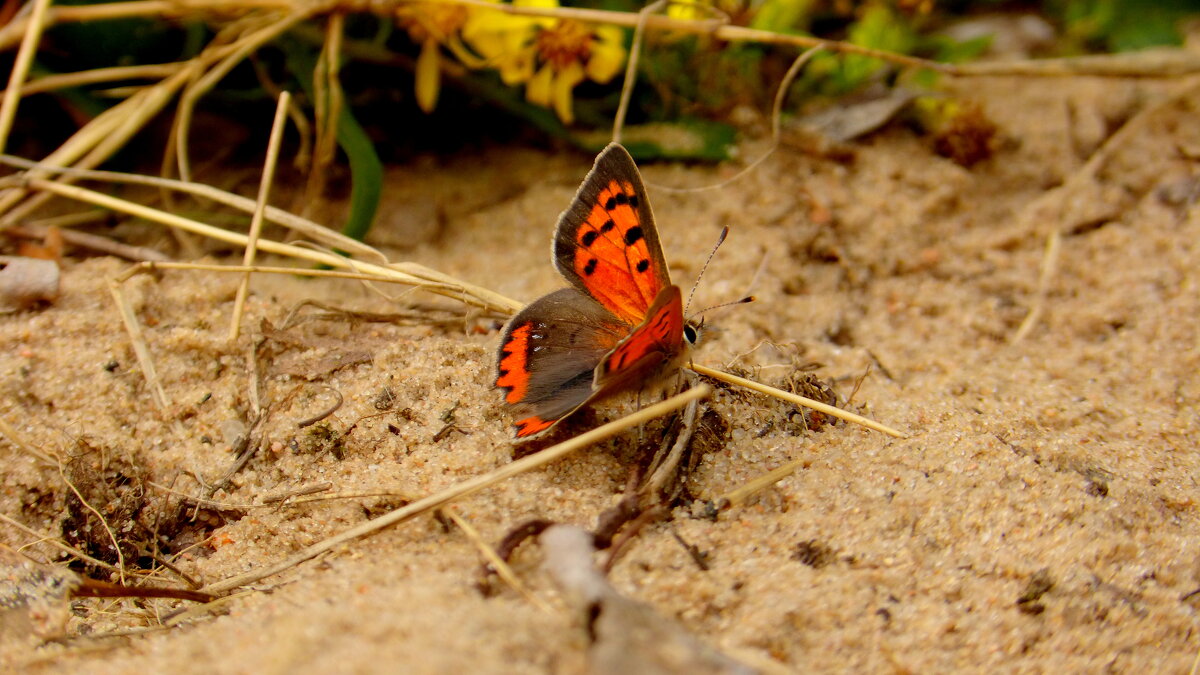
(635, 389), (644, 443)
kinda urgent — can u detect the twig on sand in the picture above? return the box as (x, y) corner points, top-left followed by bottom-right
(442, 507), (554, 614)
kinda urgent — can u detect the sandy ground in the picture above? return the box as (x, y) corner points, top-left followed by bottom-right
(1, 72), (1198, 673)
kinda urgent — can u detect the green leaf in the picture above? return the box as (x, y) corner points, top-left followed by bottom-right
(334, 99), (384, 243)
(750, 0), (815, 34)
(1107, 1), (1193, 50)
(1056, 0), (1197, 51)
(282, 38), (383, 243)
(801, 3), (921, 95)
(839, 3), (917, 86)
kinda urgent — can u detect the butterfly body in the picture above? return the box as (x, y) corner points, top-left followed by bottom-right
(495, 144), (698, 441)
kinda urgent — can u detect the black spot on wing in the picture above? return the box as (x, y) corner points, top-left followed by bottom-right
(605, 196), (617, 210)
(636, 259), (649, 273)
(615, 193), (629, 206)
(583, 258), (598, 276)
(628, 195), (639, 208)
(624, 226), (644, 246)
(600, 219), (615, 233)
(581, 230), (599, 247)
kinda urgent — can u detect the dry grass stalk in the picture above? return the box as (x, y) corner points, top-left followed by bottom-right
(0, 10), (309, 227)
(304, 13), (345, 210)
(0, 0), (52, 154)
(0, 154), (385, 262)
(148, 478), (416, 510)
(0, 511), (121, 573)
(169, 10), (314, 182)
(0, 1), (177, 51)
(691, 363), (905, 438)
(123, 261), (444, 285)
(715, 455), (808, 511)
(611, 0), (665, 144)
(7, 223), (171, 262)
(20, 178), (517, 312)
(1011, 228), (1061, 345)
(162, 590), (254, 627)
(0, 415), (57, 465)
(261, 482), (333, 503)
(0, 67), (194, 224)
(55, 463), (128, 584)
(640, 391), (700, 499)
(108, 278), (172, 410)
(203, 385), (711, 594)
(21, 209), (108, 229)
(230, 91), (292, 340)
(652, 45), (824, 196)
(0, 63), (185, 98)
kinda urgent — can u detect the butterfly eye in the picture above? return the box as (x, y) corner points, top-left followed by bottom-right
(683, 323), (700, 346)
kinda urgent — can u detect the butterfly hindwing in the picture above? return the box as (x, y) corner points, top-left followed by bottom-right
(553, 143), (671, 326)
(495, 288), (628, 439)
(594, 285), (685, 391)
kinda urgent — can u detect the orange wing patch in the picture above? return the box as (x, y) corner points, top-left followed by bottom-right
(601, 287), (683, 377)
(571, 179), (664, 325)
(496, 322), (533, 404)
(515, 415), (556, 438)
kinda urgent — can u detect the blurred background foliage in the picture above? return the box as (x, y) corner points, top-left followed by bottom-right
(18, 0), (1200, 155)
(5, 0), (1198, 238)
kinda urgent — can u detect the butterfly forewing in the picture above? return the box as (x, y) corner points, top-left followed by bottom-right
(553, 144), (671, 326)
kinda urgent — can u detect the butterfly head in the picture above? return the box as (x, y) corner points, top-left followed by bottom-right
(684, 295), (752, 348)
(683, 317), (702, 348)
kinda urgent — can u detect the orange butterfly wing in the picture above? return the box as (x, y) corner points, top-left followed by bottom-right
(495, 144), (690, 441)
(594, 285), (685, 390)
(553, 143), (671, 326)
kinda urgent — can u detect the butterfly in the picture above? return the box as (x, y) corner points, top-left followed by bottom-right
(495, 143), (700, 441)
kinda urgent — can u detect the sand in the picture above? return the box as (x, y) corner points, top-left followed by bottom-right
(1, 72), (1198, 673)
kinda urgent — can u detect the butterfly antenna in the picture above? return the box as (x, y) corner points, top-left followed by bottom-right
(691, 296), (756, 319)
(685, 226), (729, 316)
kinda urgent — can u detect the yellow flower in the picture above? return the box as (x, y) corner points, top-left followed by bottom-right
(463, 1), (627, 124)
(667, 0), (712, 21)
(397, 2), (480, 113)
(462, 1), (553, 86)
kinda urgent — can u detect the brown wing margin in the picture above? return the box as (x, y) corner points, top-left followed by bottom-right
(552, 143), (671, 325)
